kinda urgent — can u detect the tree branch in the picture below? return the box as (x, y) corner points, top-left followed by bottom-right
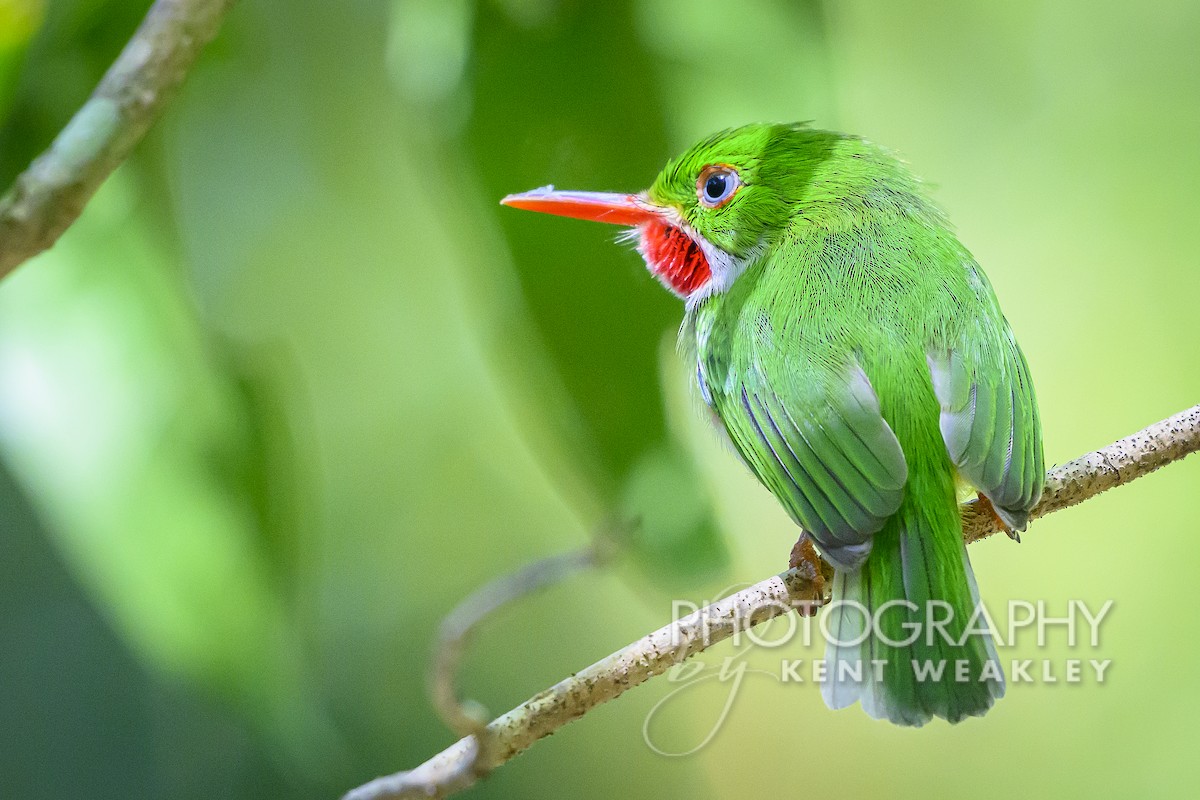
(962, 403), (1200, 541)
(0, 0), (235, 279)
(342, 532), (621, 800)
(342, 403), (1200, 800)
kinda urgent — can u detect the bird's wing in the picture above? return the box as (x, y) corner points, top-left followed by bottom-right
(928, 329), (1044, 530)
(707, 355), (908, 570)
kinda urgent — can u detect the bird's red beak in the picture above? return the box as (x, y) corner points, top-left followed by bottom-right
(500, 188), (661, 226)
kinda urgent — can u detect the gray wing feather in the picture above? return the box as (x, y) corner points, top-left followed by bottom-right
(928, 334), (1044, 530)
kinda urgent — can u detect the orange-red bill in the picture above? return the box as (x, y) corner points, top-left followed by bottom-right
(500, 188), (661, 226)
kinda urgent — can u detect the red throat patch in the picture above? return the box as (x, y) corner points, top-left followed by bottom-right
(637, 221), (712, 297)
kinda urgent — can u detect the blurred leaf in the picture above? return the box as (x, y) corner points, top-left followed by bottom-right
(0, 0), (44, 120)
(617, 334), (730, 582)
(466, 0), (679, 486)
(620, 444), (729, 580)
(0, 172), (340, 776)
(635, 0), (833, 145)
(386, 0), (473, 105)
(0, 0), (43, 50)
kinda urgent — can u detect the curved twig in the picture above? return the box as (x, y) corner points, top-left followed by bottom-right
(0, 0), (235, 279)
(342, 530), (622, 800)
(342, 403), (1200, 800)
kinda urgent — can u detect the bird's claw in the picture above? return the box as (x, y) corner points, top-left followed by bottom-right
(975, 494), (1022, 543)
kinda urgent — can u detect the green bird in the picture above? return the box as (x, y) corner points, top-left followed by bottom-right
(502, 123), (1043, 726)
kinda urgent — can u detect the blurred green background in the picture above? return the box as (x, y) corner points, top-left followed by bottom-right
(1, 0), (1198, 797)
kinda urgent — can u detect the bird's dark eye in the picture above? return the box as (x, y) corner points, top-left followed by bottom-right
(697, 165), (740, 208)
(705, 173), (727, 200)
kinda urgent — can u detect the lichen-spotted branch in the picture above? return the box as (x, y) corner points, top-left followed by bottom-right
(343, 403), (1200, 800)
(0, 0), (235, 279)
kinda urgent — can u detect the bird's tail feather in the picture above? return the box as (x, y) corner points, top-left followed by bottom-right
(821, 494), (1004, 726)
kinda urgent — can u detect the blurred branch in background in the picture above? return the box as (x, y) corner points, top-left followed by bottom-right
(430, 530), (621, 738)
(344, 403), (1200, 800)
(345, 528), (624, 800)
(0, 0), (234, 279)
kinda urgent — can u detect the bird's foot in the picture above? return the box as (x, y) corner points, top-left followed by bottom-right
(975, 494), (1021, 543)
(788, 536), (833, 616)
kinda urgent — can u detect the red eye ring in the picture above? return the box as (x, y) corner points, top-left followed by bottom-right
(697, 164), (741, 209)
